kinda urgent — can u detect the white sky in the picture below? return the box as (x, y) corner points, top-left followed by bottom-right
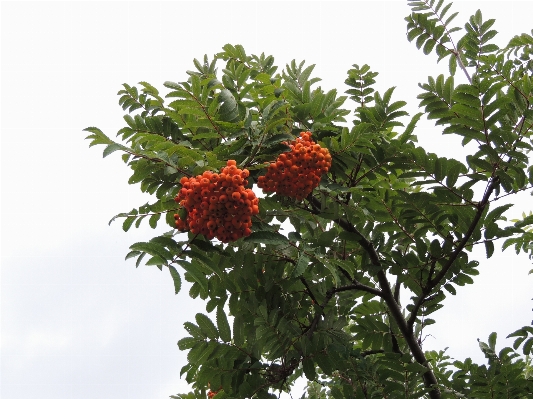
(2, 1), (532, 398)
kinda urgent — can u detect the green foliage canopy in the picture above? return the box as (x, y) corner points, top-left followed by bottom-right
(85, 1), (533, 398)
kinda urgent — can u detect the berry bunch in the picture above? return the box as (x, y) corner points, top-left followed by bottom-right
(257, 131), (332, 200)
(206, 383), (222, 398)
(174, 160), (259, 243)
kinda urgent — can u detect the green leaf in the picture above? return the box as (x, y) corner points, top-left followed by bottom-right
(264, 133), (294, 146)
(496, 170), (514, 192)
(523, 337), (533, 355)
(404, 362), (428, 373)
(488, 331), (497, 350)
(145, 256), (166, 267)
(446, 162), (463, 187)
(449, 55), (457, 76)
(130, 241), (172, 260)
(195, 313), (219, 340)
(216, 306), (231, 343)
(233, 314), (244, 347)
(399, 112), (423, 143)
(176, 260), (208, 294)
(149, 213), (161, 229)
(423, 38), (436, 55)
(123, 216), (136, 232)
(217, 89), (239, 122)
(317, 228), (339, 247)
(103, 143), (124, 158)
(177, 336), (197, 350)
(188, 341), (217, 365)
(317, 256), (340, 286)
(444, 283), (456, 295)
(302, 358), (316, 380)
(191, 132), (221, 140)
(125, 250), (141, 261)
(135, 252), (146, 268)
(293, 253), (310, 277)
(484, 240), (495, 258)
(243, 231), (289, 245)
(183, 250), (220, 278)
(169, 265), (182, 294)
(485, 204), (513, 226)
(330, 258), (355, 279)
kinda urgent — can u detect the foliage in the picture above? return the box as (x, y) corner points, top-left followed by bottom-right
(85, 1), (533, 398)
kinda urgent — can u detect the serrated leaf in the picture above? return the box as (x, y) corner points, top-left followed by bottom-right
(317, 257), (340, 286)
(135, 252), (146, 268)
(177, 336), (197, 350)
(484, 240), (495, 258)
(176, 260), (208, 294)
(485, 204), (513, 226)
(233, 314), (244, 347)
(488, 332), (497, 350)
(264, 133), (294, 146)
(218, 89), (239, 122)
(293, 254), (310, 277)
(191, 239), (227, 256)
(243, 231), (289, 245)
(103, 143), (124, 158)
(404, 362), (428, 373)
(130, 241), (172, 260)
(523, 337), (533, 355)
(169, 265), (182, 294)
(149, 213), (161, 228)
(123, 216), (136, 232)
(184, 250), (220, 278)
(302, 358), (316, 380)
(216, 306), (231, 343)
(423, 39), (436, 55)
(145, 255), (166, 266)
(187, 341), (214, 365)
(195, 313), (219, 340)
(444, 283), (456, 295)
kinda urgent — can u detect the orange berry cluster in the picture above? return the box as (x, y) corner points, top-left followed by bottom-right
(257, 131), (332, 200)
(174, 160), (259, 243)
(207, 383), (222, 398)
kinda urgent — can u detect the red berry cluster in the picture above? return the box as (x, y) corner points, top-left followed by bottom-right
(207, 383), (222, 398)
(257, 131), (332, 200)
(173, 160), (259, 243)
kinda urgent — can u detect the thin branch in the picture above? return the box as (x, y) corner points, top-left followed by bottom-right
(409, 159), (477, 207)
(379, 198), (416, 242)
(451, 49), (472, 84)
(305, 282), (384, 337)
(360, 349), (385, 357)
(181, 88), (225, 140)
(300, 277), (318, 304)
(127, 150), (192, 177)
(408, 177), (498, 330)
(422, 0), (471, 84)
(307, 195), (440, 398)
(409, 86), (531, 318)
(394, 274), (401, 304)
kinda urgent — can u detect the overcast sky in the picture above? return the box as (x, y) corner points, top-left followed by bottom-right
(2, 1), (533, 398)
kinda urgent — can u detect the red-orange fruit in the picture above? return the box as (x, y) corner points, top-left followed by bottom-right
(173, 160), (259, 242)
(257, 131), (331, 200)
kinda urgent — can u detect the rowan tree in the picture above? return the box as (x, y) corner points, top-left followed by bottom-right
(85, 1), (533, 398)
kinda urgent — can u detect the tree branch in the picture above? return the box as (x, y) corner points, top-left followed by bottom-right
(305, 283), (384, 337)
(408, 177), (498, 330)
(307, 196), (441, 398)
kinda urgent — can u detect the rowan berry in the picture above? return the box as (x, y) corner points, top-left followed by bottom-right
(256, 131), (331, 199)
(173, 160), (259, 242)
